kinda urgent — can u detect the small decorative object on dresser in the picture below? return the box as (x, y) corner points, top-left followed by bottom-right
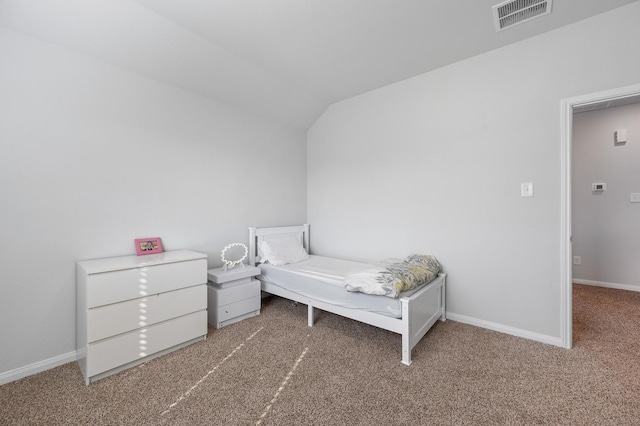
(134, 237), (163, 255)
(207, 264), (261, 328)
(76, 250), (208, 385)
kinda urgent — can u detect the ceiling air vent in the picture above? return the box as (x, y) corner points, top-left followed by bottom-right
(493, 0), (553, 31)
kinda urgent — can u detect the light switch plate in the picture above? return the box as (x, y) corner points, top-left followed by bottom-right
(631, 193), (640, 203)
(521, 182), (533, 197)
(615, 129), (627, 144)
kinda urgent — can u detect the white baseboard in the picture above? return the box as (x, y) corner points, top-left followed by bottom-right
(573, 279), (640, 292)
(446, 312), (563, 347)
(0, 351), (77, 386)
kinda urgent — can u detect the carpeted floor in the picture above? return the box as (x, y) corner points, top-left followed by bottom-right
(1, 284), (639, 425)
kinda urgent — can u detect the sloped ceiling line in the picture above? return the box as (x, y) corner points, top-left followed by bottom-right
(1, 0), (637, 129)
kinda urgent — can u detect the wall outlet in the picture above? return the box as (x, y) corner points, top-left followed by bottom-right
(573, 256), (581, 265)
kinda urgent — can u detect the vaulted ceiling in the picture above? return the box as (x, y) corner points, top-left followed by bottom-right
(1, 0), (637, 129)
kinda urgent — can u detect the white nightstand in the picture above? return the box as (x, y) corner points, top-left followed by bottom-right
(207, 265), (261, 328)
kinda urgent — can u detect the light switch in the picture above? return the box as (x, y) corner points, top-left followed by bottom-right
(615, 129), (627, 144)
(631, 193), (640, 203)
(521, 182), (533, 197)
(592, 183), (606, 192)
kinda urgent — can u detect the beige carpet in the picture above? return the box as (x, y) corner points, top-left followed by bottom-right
(1, 284), (639, 425)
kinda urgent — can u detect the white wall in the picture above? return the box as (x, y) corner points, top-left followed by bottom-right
(572, 103), (640, 289)
(0, 28), (306, 377)
(307, 2), (640, 342)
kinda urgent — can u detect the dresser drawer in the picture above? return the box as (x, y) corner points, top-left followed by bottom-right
(208, 279), (260, 306)
(87, 259), (207, 308)
(86, 310), (207, 378)
(87, 284), (206, 343)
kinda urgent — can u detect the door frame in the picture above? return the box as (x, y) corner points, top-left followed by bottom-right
(560, 83), (640, 349)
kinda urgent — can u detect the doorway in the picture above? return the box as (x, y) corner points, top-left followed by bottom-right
(560, 83), (640, 349)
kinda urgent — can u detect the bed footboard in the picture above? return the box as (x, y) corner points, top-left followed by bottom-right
(400, 272), (446, 365)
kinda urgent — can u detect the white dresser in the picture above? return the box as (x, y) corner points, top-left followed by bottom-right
(76, 250), (208, 385)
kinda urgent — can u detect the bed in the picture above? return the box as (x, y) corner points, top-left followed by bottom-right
(248, 224), (446, 365)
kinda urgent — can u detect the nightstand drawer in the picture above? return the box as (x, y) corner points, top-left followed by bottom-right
(214, 296), (260, 324)
(208, 279), (260, 306)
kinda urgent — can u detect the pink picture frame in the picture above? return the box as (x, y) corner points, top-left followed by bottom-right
(135, 237), (163, 256)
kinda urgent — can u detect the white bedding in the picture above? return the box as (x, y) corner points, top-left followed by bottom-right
(258, 255), (428, 318)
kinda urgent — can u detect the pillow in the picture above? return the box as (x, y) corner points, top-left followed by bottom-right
(258, 235), (309, 266)
(344, 254), (441, 298)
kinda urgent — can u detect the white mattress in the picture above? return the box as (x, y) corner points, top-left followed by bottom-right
(258, 255), (426, 318)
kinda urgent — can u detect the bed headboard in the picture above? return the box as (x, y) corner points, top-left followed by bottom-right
(248, 224), (310, 266)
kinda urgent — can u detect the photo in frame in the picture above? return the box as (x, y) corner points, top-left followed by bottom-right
(135, 237), (163, 256)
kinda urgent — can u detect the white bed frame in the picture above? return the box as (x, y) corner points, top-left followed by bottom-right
(249, 224), (446, 366)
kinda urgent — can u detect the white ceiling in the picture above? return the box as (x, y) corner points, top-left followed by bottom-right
(1, 0), (638, 129)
